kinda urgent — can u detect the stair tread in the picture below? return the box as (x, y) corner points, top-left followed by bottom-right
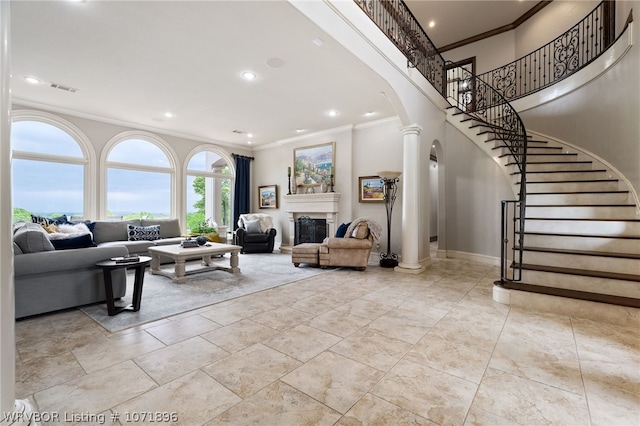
(526, 217), (640, 222)
(527, 203), (636, 207)
(499, 280), (640, 307)
(516, 179), (617, 183)
(518, 246), (640, 259)
(508, 161), (594, 168)
(521, 231), (640, 240)
(521, 190), (629, 195)
(520, 263), (640, 282)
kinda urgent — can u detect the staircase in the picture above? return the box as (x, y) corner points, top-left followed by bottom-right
(447, 109), (640, 308)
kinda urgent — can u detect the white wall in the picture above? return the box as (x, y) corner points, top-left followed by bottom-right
(443, 31), (515, 74)
(444, 123), (514, 259)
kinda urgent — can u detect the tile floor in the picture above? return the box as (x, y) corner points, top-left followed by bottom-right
(14, 256), (640, 425)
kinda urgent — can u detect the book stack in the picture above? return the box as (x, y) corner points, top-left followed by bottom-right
(111, 254), (140, 264)
(181, 239), (199, 248)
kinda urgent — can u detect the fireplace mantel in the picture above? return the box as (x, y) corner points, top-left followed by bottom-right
(281, 193), (340, 252)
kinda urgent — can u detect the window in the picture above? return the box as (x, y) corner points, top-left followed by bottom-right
(185, 149), (233, 233)
(11, 116), (90, 222)
(105, 135), (175, 220)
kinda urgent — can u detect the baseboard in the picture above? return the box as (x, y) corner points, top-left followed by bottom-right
(445, 250), (500, 266)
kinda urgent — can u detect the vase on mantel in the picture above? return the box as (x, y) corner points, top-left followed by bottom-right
(320, 182), (328, 193)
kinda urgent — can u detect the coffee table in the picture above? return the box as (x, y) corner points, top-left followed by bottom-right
(148, 243), (242, 283)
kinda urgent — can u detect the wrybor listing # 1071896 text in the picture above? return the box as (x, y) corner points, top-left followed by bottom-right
(2, 410), (180, 424)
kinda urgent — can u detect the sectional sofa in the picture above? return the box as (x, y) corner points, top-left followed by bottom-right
(13, 218), (184, 318)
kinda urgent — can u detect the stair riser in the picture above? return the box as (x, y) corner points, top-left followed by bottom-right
(521, 234), (640, 254)
(526, 154), (578, 163)
(524, 219), (640, 236)
(527, 171), (608, 182)
(526, 193), (629, 205)
(524, 180), (617, 192)
(493, 140), (549, 150)
(523, 251), (640, 275)
(518, 270), (640, 299)
(525, 206), (637, 220)
(499, 147), (561, 156)
(520, 163), (594, 172)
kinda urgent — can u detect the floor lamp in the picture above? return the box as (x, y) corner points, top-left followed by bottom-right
(378, 171), (401, 268)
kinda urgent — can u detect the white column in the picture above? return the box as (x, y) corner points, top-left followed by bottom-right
(1, 2), (37, 423)
(395, 124), (427, 274)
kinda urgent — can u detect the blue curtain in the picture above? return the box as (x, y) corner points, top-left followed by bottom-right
(233, 154), (252, 230)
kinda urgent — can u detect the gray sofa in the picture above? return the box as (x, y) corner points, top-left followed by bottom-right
(13, 218), (184, 318)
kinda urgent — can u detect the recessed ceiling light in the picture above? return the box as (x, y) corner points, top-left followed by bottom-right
(164, 112), (174, 118)
(247, 140), (252, 145)
(428, 20), (436, 28)
(247, 133), (253, 138)
(328, 110), (338, 117)
(364, 111), (375, 117)
(312, 38), (324, 47)
(296, 129), (305, 133)
(24, 77), (40, 84)
(241, 71), (257, 81)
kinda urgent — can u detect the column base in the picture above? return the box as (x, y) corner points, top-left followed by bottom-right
(493, 284), (510, 305)
(394, 262), (425, 275)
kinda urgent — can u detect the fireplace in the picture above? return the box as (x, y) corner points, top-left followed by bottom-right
(295, 216), (328, 245)
(281, 192), (341, 252)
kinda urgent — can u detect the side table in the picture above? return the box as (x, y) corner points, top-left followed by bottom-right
(95, 256), (151, 316)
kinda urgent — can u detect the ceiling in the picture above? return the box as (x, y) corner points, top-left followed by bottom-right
(10, 0), (541, 148)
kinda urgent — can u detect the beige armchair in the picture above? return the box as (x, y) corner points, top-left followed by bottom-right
(319, 219), (380, 271)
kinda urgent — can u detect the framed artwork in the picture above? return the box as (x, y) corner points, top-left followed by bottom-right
(293, 142), (335, 187)
(359, 176), (384, 202)
(258, 185), (278, 209)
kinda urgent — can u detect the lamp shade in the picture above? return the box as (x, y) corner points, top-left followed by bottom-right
(377, 171), (401, 180)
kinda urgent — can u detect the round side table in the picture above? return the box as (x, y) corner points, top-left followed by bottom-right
(95, 256), (151, 316)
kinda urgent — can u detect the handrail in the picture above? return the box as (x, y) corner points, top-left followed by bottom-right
(446, 62), (528, 283)
(354, 0), (446, 95)
(477, 0), (617, 101)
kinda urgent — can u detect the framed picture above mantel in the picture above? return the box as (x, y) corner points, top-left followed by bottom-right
(293, 142), (335, 189)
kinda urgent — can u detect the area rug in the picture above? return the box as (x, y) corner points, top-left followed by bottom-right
(80, 253), (331, 333)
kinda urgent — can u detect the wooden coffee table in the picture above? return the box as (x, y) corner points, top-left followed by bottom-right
(148, 243), (242, 283)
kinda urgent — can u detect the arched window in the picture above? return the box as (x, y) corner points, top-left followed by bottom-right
(185, 149), (233, 234)
(105, 134), (175, 220)
(11, 114), (92, 222)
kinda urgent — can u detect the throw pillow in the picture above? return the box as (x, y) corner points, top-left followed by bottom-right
(351, 223), (369, 239)
(335, 222), (351, 238)
(244, 219), (262, 234)
(13, 223), (55, 253)
(42, 223), (59, 234)
(51, 234), (97, 250)
(127, 224), (160, 241)
(31, 214), (68, 226)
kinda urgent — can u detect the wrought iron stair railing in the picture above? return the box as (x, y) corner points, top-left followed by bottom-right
(355, 0), (529, 283)
(476, 0), (618, 101)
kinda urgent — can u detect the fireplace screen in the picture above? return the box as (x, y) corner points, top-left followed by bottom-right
(295, 216), (328, 245)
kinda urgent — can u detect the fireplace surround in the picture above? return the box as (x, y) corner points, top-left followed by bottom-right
(281, 192), (340, 252)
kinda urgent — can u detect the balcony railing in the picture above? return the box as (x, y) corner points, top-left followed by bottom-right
(354, 0), (446, 95)
(477, 0), (617, 101)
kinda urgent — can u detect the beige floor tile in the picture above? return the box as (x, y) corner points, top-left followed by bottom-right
(405, 333), (492, 384)
(338, 394), (435, 425)
(200, 318), (278, 353)
(366, 306), (448, 344)
(370, 359), (477, 425)
(71, 330), (165, 373)
(205, 381), (341, 425)
(307, 309), (372, 338)
(144, 314), (220, 345)
(15, 352), (86, 399)
(113, 370), (240, 425)
(202, 343), (301, 398)
(134, 336), (229, 385)
(583, 379), (640, 425)
(34, 360), (157, 415)
(472, 368), (590, 425)
(263, 325), (341, 362)
(463, 407), (520, 426)
(334, 298), (393, 320)
(251, 307), (315, 331)
(291, 294), (343, 315)
(282, 351), (384, 414)
(198, 302), (264, 326)
(330, 329), (412, 371)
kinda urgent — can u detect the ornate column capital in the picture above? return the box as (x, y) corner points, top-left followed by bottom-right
(400, 123), (423, 136)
